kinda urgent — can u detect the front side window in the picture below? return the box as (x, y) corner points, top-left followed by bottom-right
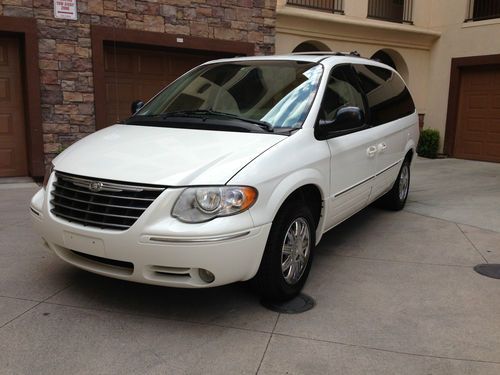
(353, 64), (415, 126)
(319, 65), (366, 123)
(128, 60), (323, 132)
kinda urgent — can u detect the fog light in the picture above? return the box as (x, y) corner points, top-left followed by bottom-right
(198, 268), (215, 283)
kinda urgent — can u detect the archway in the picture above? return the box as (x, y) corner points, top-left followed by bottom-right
(371, 49), (409, 83)
(292, 40), (331, 53)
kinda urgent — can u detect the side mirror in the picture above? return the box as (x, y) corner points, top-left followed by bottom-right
(316, 106), (365, 139)
(131, 100), (144, 115)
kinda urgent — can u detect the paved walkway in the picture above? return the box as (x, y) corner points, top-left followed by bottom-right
(1, 157), (499, 374)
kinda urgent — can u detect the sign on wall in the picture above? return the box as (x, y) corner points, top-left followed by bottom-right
(54, 0), (77, 20)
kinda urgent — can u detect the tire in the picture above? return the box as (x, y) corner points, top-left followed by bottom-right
(378, 158), (411, 211)
(255, 200), (316, 302)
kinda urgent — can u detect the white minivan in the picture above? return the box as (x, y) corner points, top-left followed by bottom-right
(31, 53), (419, 301)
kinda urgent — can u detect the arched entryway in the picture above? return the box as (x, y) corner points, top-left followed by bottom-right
(292, 40), (331, 53)
(371, 49), (409, 83)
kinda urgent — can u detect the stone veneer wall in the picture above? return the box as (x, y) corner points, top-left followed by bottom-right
(0, 0), (276, 163)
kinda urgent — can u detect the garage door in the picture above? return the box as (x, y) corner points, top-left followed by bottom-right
(103, 45), (232, 126)
(0, 36), (28, 177)
(454, 65), (500, 162)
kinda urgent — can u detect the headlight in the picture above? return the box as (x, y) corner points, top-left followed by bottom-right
(43, 162), (54, 188)
(172, 186), (258, 223)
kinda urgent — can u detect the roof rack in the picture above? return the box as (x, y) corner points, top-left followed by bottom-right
(291, 51), (362, 58)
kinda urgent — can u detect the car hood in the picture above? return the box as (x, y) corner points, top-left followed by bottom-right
(53, 125), (286, 186)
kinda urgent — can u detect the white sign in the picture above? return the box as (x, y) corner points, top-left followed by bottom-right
(54, 0), (77, 20)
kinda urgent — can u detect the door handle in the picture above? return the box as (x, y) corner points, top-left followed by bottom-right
(377, 143), (387, 152)
(366, 145), (377, 158)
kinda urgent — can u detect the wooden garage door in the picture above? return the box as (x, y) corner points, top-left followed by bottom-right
(103, 45), (232, 126)
(0, 36), (28, 177)
(454, 65), (500, 162)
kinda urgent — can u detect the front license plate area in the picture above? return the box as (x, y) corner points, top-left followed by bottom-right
(63, 231), (105, 257)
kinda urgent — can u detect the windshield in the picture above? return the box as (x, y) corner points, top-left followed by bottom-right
(131, 60), (323, 131)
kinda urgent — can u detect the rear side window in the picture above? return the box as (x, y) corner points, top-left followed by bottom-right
(353, 64), (415, 126)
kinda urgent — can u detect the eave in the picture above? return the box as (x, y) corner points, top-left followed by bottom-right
(277, 6), (441, 51)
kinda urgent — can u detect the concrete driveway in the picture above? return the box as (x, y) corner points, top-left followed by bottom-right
(1, 157), (500, 374)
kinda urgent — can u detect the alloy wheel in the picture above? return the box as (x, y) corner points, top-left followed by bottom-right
(399, 163), (409, 201)
(281, 217), (311, 285)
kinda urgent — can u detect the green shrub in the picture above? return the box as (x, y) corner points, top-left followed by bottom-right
(417, 129), (440, 158)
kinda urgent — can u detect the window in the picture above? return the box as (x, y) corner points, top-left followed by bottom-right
(136, 61), (324, 130)
(353, 64), (415, 126)
(367, 0), (413, 23)
(466, 0), (500, 21)
(319, 65), (366, 126)
(286, 0), (345, 14)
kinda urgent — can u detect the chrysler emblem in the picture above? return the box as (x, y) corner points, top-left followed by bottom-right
(89, 181), (103, 192)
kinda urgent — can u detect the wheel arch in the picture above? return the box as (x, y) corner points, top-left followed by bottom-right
(263, 170), (326, 244)
(404, 139), (416, 164)
(279, 184), (323, 229)
(405, 148), (414, 163)
(252, 178), (325, 300)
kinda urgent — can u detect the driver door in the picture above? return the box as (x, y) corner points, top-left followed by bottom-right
(321, 64), (378, 230)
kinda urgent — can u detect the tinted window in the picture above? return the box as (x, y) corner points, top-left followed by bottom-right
(353, 64), (415, 126)
(319, 65), (366, 124)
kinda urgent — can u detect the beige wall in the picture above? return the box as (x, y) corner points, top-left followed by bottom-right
(425, 0), (500, 149)
(276, 32), (431, 115)
(276, 0), (500, 152)
(276, 0), (437, 115)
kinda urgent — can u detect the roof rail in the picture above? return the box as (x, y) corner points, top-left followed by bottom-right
(291, 51), (363, 58)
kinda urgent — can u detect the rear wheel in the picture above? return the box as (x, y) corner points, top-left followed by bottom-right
(378, 158), (411, 211)
(255, 201), (315, 302)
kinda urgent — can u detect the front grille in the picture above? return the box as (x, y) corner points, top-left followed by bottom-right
(50, 172), (166, 230)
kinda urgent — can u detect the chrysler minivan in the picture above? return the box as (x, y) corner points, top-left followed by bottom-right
(31, 53), (419, 301)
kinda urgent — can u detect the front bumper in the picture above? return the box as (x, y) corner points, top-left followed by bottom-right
(30, 185), (271, 288)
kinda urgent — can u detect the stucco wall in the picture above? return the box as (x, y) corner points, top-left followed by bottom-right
(277, 0), (500, 152)
(276, 0), (436, 117)
(276, 33), (430, 116)
(425, 0), (500, 150)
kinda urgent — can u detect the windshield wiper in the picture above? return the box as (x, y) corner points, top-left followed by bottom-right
(161, 109), (274, 132)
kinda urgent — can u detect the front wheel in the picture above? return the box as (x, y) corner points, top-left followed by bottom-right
(255, 201), (316, 302)
(378, 158), (411, 211)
